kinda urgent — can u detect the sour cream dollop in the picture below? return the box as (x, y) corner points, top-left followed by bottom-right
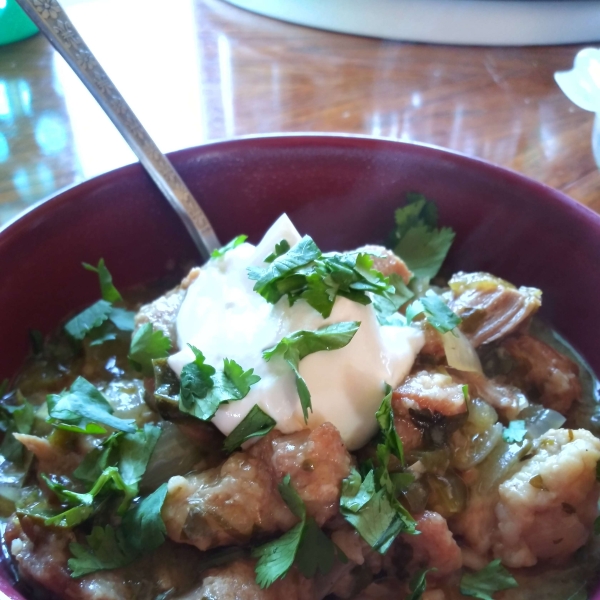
(168, 215), (424, 450)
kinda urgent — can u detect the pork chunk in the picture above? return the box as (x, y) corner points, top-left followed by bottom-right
(447, 272), (541, 347)
(493, 428), (600, 567)
(502, 334), (581, 415)
(392, 370), (467, 452)
(162, 423), (351, 551)
(182, 558), (313, 600)
(403, 511), (462, 577)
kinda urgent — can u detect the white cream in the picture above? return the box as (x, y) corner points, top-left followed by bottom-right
(168, 214), (424, 450)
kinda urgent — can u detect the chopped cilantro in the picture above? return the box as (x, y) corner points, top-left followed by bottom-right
(128, 323), (172, 377)
(223, 405), (276, 453)
(503, 420), (527, 444)
(83, 259), (123, 303)
(179, 345), (260, 421)
(74, 423), (161, 501)
(252, 475), (338, 588)
(65, 261), (133, 344)
(263, 322), (360, 422)
(460, 559), (518, 600)
(68, 483), (168, 577)
(211, 235), (248, 258)
(406, 568), (435, 600)
(375, 384), (404, 465)
(390, 194), (455, 281)
(372, 273), (414, 326)
(264, 239), (291, 263)
(65, 300), (113, 341)
(0, 392), (35, 463)
(248, 236), (400, 318)
(340, 386), (416, 552)
(46, 376), (136, 434)
(406, 290), (461, 334)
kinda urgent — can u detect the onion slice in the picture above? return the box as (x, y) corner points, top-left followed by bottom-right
(442, 328), (483, 374)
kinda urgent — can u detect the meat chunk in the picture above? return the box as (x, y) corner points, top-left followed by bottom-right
(134, 268), (199, 346)
(162, 423), (351, 551)
(392, 370), (467, 452)
(493, 428), (600, 567)
(403, 511), (462, 577)
(183, 558), (313, 600)
(447, 272), (541, 347)
(502, 335), (581, 415)
(449, 370), (528, 420)
(6, 517), (205, 600)
(356, 245), (412, 284)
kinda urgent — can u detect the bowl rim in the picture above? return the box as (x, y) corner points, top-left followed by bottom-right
(3, 132), (600, 240)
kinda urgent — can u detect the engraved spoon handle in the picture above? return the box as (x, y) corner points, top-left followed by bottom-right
(15, 0), (221, 260)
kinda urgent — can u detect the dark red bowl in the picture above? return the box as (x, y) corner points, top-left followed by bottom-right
(0, 134), (599, 599)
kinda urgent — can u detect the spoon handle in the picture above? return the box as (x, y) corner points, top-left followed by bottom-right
(15, 0), (221, 260)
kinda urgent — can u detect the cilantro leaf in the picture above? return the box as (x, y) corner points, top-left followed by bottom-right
(120, 483), (169, 554)
(460, 559), (518, 600)
(83, 259), (123, 303)
(264, 239), (291, 263)
(211, 235), (248, 259)
(396, 225), (455, 281)
(0, 392), (35, 463)
(249, 237), (399, 318)
(179, 345), (260, 421)
(406, 568), (435, 600)
(107, 307), (135, 331)
(372, 273), (414, 326)
(406, 290), (461, 334)
(252, 475), (337, 588)
(128, 323), (172, 377)
(375, 384), (404, 465)
(65, 300), (113, 341)
(47, 377), (136, 434)
(68, 483), (168, 577)
(390, 194), (454, 282)
(223, 404), (276, 453)
(263, 322), (360, 421)
(69, 525), (130, 577)
(503, 420), (527, 444)
(74, 423), (161, 498)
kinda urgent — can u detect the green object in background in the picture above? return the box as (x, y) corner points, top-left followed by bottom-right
(0, 0), (39, 45)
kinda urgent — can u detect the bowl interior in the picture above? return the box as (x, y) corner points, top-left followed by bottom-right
(1, 134), (600, 599)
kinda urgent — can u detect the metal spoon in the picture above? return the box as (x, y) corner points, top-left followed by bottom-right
(15, 0), (221, 260)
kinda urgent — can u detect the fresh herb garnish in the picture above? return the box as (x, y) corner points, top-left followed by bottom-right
(340, 386), (416, 552)
(390, 194), (455, 281)
(223, 404), (276, 453)
(264, 239), (291, 263)
(406, 290), (461, 334)
(263, 322), (360, 422)
(0, 391), (35, 463)
(83, 259), (123, 303)
(372, 273), (414, 326)
(46, 376), (136, 434)
(68, 483), (168, 577)
(406, 568), (435, 600)
(65, 261), (135, 343)
(128, 323), (172, 377)
(74, 423), (161, 496)
(460, 559), (518, 600)
(65, 300), (113, 341)
(502, 420), (527, 444)
(248, 236), (402, 319)
(252, 475), (340, 588)
(211, 235), (248, 259)
(178, 345), (260, 421)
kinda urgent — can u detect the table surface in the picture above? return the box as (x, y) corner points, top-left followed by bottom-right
(0, 0), (598, 226)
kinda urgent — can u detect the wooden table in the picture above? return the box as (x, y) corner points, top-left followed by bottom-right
(0, 0), (598, 225)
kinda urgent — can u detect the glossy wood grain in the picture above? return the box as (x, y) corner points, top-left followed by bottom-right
(0, 0), (598, 224)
